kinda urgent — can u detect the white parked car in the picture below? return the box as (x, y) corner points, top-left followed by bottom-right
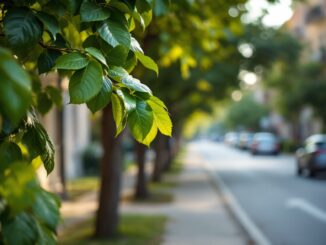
(250, 132), (280, 155)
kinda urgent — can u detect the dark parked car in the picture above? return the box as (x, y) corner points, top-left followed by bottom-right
(296, 134), (326, 177)
(250, 132), (280, 155)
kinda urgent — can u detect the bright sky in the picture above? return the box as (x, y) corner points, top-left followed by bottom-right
(244, 0), (293, 27)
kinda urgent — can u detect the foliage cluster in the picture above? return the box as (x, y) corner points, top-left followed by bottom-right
(0, 0), (171, 244)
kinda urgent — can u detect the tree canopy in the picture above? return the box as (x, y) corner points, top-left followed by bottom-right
(0, 0), (171, 244)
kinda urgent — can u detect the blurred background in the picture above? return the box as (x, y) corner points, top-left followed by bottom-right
(36, 0), (326, 244)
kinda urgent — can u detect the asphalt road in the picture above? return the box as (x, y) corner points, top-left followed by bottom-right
(191, 140), (326, 245)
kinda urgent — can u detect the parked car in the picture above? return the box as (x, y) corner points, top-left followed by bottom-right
(296, 134), (326, 177)
(239, 132), (254, 150)
(224, 132), (238, 147)
(250, 132), (280, 155)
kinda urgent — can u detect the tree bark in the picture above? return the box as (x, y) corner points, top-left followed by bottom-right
(56, 78), (67, 199)
(95, 105), (122, 238)
(134, 142), (149, 199)
(152, 134), (165, 182)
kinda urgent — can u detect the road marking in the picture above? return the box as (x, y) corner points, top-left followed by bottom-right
(205, 160), (272, 245)
(286, 198), (326, 224)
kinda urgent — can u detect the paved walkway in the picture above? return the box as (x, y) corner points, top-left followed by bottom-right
(60, 149), (249, 244)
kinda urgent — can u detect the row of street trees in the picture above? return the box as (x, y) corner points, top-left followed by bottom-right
(0, 0), (290, 244)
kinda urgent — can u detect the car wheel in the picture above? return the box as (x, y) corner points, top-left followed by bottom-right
(308, 168), (316, 178)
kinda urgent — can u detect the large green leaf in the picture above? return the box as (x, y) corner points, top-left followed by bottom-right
(147, 96), (172, 136)
(97, 19), (131, 48)
(136, 52), (159, 75)
(33, 190), (60, 231)
(36, 12), (60, 40)
(128, 99), (154, 143)
(69, 60), (103, 104)
(121, 75), (152, 94)
(2, 212), (38, 245)
(0, 47), (32, 123)
(80, 1), (111, 22)
(55, 52), (89, 70)
(85, 47), (107, 66)
(4, 8), (43, 50)
(111, 93), (126, 135)
(87, 77), (113, 113)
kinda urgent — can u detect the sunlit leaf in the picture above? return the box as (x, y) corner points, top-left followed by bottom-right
(128, 99), (154, 143)
(97, 19), (131, 48)
(69, 60), (103, 104)
(55, 52), (89, 70)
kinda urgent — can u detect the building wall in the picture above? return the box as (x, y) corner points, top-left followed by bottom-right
(38, 73), (91, 191)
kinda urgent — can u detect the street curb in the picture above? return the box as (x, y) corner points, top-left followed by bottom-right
(204, 161), (272, 245)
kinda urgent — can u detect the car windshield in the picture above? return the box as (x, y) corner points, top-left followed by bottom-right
(316, 141), (326, 149)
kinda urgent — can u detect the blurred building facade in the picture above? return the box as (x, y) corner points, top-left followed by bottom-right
(38, 73), (91, 192)
(282, 0), (326, 140)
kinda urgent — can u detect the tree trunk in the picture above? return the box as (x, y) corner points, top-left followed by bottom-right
(56, 78), (67, 200)
(152, 134), (165, 182)
(95, 105), (122, 238)
(56, 105), (68, 199)
(134, 142), (149, 199)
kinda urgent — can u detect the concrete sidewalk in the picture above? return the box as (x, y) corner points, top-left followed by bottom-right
(60, 149), (250, 244)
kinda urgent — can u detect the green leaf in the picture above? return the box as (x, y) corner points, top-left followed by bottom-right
(111, 93), (126, 135)
(69, 60), (103, 104)
(107, 66), (129, 81)
(36, 12), (60, 40)
(80, 1), (111, 22)
(37, 92), (53, 115)
(2, 212), (38, 245)
(45, 86), (63, 108)
(117, 89), (136, 112)
(121, 75), (152, 94)
(124, 52), (137, 73)
(55, 52), (89, 70)
(105, 45), (129, 66)
(0, 142), (23, 172)
(38, 50), (61, 74)
(22, 120), (55, 174)
(0, 47), (32, 123)
(4, 8), (43, 50)
(128, 99), (154, 143)
(97, 19), (131, 48)
(86, 77), (112, 113)
(85, 47), (107, 66)
(130, 37), (143, 53)
(147, 96), (172, 136)
(61, 0), (83, 15)
(33, 190), (60, 231)
(135, 52), (158, 75)
(120, 0), (136, 10)
(142, 121), (158, 146)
